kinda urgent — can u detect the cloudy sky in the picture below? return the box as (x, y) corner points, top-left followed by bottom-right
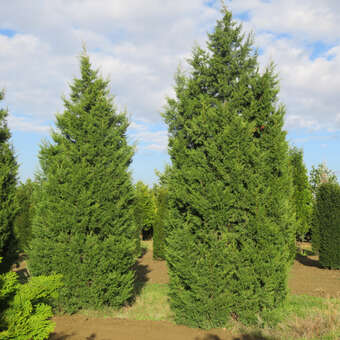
(1, 0), (340, 185)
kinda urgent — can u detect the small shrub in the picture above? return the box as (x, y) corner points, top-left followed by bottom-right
(316, 182), (340, 269)
(0, 258), (63, 339)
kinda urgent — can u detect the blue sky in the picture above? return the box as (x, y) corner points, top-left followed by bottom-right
(1, 0), (340, 185)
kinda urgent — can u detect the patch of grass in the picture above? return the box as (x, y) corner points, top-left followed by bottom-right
(79, 256), (340, 340)
(81, 283), (340, 339)
(278, 295), (340, 339)
(81, 283), (172, 322)
(231, 295), (340, 339)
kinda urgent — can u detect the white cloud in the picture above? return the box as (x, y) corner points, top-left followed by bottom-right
(1, 0), (340, 137)
(0, 0), (219, 126)
(254, 34), (340, 130)
(8, 116), (51, 133)
(0, 33), (77, 121)
(229, 0), (340, 42)
(226, 0), (340, 130)
(128, 122), (168, 152)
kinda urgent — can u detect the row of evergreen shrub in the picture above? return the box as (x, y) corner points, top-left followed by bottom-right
(2, 5), (339, 335)
(315, 183), (340, 269)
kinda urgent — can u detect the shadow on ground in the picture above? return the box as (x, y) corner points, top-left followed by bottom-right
(295, 253), (322, 268)
(50, 332), (105, 340)
(133, 250), (151, 297)
(49, 332), (75, 340)
(50, 331), (275, 340)
(232, 333), (276, 340)
(195, 333), (275, 340)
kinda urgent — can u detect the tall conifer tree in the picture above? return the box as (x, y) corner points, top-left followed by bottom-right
(0, 90), (17, 265)
(164, 7), (294, 327)
(28, 52), (137, 312)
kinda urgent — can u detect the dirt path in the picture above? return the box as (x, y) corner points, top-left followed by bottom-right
(50, 244), (340, 339)
(137, 244), (340, 298)
(134, 245), (169, 285)
(50, 316), (267, 340)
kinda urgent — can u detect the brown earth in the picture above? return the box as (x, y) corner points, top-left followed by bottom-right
(136, 243), (340, 298)
(50, 316), (267, 340)
(49, 243), (340, 340)
(134, 245), (169, 285)
(288, 253), (340, 298)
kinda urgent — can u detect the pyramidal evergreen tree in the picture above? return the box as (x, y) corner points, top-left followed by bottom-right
(28, 51), (137, 313)
(164, 7), (294, 328)
(0, 90), (18, 266)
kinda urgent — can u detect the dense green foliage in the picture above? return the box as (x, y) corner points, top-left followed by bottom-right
(152, 185), (168, 260)
(28, 52), (137, 313)
(0, 258), (62, 339)
(0, 91), (18, 264)
(315, 183), (340, 269)
(310, 163), (338, 253)
(164, 8), (294, 328)
(288, 146), (313, 240)
(135, 181), (155, 240)
(13, 179), (36, 252)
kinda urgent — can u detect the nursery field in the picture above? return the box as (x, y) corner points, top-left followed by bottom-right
(46, 241), (340, 340)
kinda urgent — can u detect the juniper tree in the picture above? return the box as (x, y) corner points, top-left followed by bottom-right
(288, 146), (313, 240)
(0, 90), (18, 266)
(164, 7), (294, 327)
(28, 52), (137, 312)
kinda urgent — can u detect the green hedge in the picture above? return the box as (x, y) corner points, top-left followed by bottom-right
(153, 186), (168, 260)
(316, 182), (340, 269)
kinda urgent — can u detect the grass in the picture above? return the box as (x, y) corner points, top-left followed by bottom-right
(80, 281), (340, 339)
(81, 283), (173, 322)
(77, 243), (340, 339)
(231, 295), (340, 339)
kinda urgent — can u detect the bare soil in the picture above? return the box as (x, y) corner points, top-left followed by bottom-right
(50, 316), (268, 340)
(49, 244), (340, 340)
(289, 253), (340, 298)
(134, 246), (169, 285)
(138, 244), (340, 298)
